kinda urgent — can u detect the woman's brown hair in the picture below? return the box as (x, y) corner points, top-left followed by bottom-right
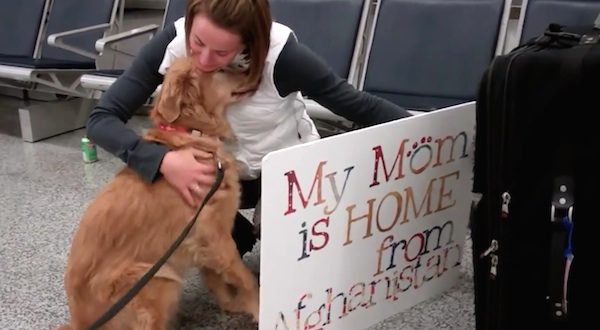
(185, 0), (272, 88)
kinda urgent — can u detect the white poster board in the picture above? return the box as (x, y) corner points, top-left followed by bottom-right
(259, 102), (475, 330)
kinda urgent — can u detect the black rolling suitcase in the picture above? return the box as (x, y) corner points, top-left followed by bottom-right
(472, 22), (599, 330)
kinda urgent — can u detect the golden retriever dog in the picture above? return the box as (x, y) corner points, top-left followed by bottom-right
(59, 57), (259, 329)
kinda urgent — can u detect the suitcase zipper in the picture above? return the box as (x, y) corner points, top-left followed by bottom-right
(483, 191), (509, 280)
(486, 43), (535, 330)
(500, 192), (511, 219)
(480, 239), (499, 279)
(489, 255), (498, 279)
(480, 239), (499, 258)
(477, 43), (536, 330)
(491, 49), (523, 330)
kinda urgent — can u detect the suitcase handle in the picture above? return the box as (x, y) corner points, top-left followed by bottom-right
(548, 176), (574, 320)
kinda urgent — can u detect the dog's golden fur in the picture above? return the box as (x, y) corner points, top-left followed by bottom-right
(60, 58), (258, 329)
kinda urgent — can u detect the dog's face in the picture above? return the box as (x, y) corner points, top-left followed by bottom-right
(152, 57), (248, 137)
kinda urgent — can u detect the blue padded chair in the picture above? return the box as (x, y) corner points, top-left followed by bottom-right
(0, 0), (49, 59)
(269, 0), (371, 130)
(81, 0), (187, 94)
(0, 0), (120, 142)
(0, 0), (119, 98)
(269, 0), (368, 84)
(0, 0), (119, 70)
(360, 0), (510, 111)
(517, 0), (600, 44)
(43, 0), (119, 65)
(162, 0), (187, 30)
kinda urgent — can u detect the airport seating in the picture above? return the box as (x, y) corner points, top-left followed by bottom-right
(269, 0), (372, 132)
(0, 0), (121, 141)
(80, 0), (186, 95)
(515, 0), (600, 44)
(83, 0), (372, 135)
(359, 0), (511, 112)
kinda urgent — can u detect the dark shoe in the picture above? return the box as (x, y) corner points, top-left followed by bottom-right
(232, 212), (257, 257)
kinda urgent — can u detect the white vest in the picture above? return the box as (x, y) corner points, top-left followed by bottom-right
(159, 18), (319, 179)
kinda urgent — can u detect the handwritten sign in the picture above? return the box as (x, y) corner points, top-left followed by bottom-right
(259, 102), (475, 330)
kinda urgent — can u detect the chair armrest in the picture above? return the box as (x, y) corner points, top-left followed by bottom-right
(95, 24), (160, 53)
(47, 23), (112, 59)
(305, 99), (352, 123)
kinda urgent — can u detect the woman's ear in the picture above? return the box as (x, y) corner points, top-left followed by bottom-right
(155, 79), (181, 123)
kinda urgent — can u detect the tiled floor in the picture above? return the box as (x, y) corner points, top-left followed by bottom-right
(0, 112), (475, 329)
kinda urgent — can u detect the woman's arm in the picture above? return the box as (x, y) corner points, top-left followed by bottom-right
(86, 25), (177, 182)
(273, 35), (412, 127)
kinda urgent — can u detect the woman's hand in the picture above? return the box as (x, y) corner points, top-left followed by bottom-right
(159, 148), (216, 206)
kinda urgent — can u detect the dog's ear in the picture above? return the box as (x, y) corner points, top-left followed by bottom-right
(155, 71), (182, 123)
